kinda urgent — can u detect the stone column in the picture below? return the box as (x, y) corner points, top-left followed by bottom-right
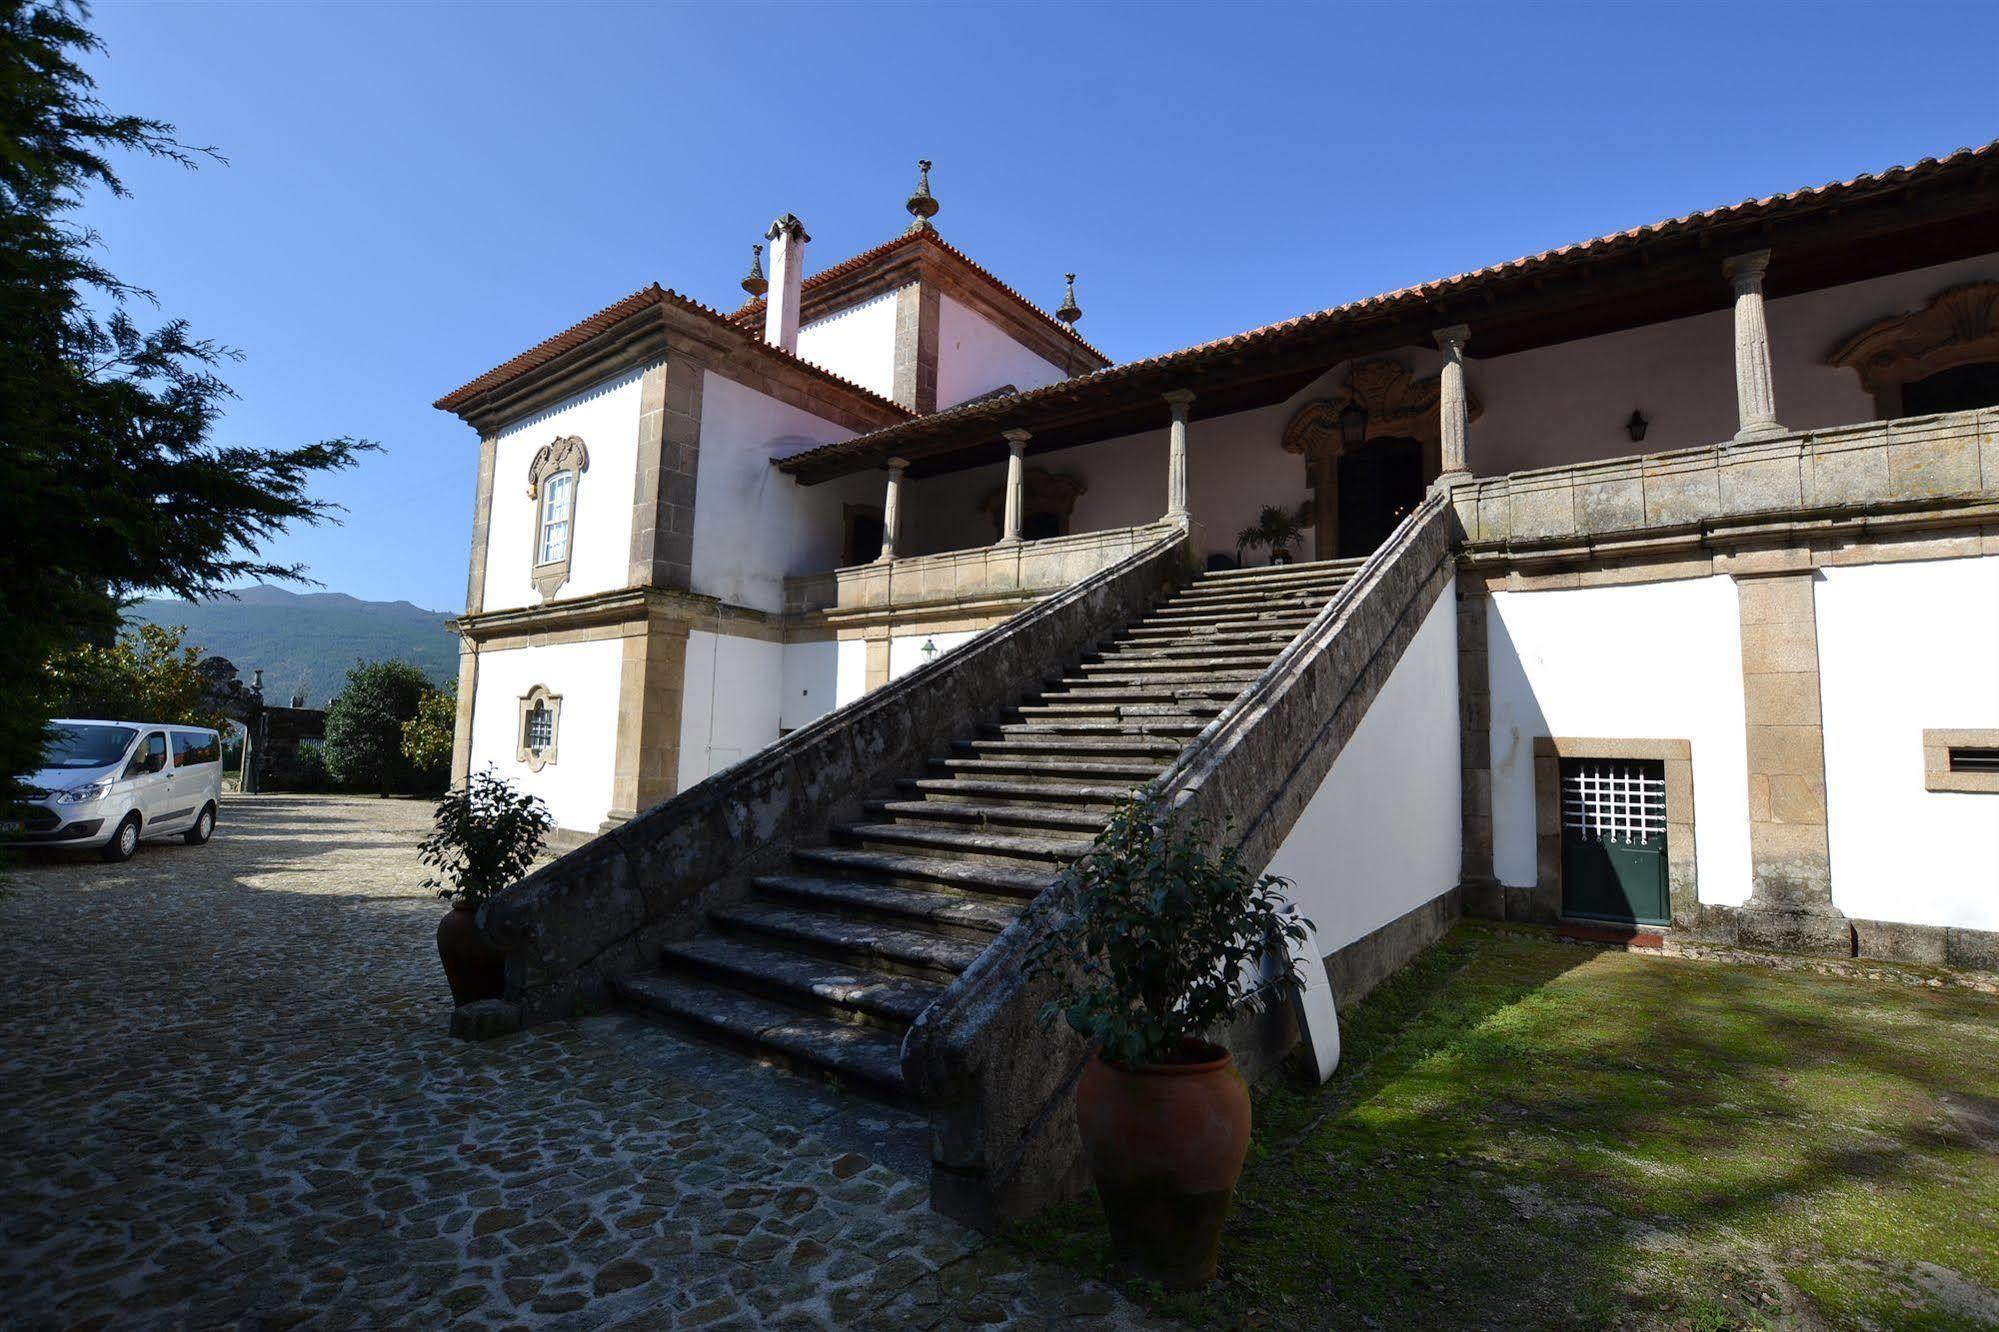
(877, 458), (908, 561)
(449, 639), (479, 787)
(999, 430), (1029, 544)
(1725, 250), (1784, 442)
(1434, 325), (1472, 478)
(1730, 565), (1847, 952)
(1163, 389), (1195, 521)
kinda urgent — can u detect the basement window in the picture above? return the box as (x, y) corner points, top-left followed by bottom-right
(1923, 729), (1999, 794)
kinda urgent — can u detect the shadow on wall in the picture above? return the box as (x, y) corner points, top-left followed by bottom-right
(1483, 608), (1552, 897)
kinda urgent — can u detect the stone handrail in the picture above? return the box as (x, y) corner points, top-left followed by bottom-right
(1455, 406), (1998, 551)
(478, 526), (1196, 1026)
(902, 495), (1457, 1229)
(783, 523), (1179, 618)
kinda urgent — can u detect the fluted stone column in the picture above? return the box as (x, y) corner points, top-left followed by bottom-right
(999, 430), (1029, 544)
(1163, 389), (1195, 521)
(1434, 324), (1472, 478)
(877, 458), (908, 562)
(1725, 250), (1784, 442)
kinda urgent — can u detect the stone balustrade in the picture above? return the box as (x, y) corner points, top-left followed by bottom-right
(1453, 407), (1999, 552)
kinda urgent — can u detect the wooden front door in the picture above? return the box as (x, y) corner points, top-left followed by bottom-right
(1336, 436), (1425, 558)
(1559, 758), (1670, 925)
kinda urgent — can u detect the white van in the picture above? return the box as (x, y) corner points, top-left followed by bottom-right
(8, 719), (225, 861)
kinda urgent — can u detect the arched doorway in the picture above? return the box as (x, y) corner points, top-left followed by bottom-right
(1336, 436), (1425, 557)
(1902, 361), (1999, 415)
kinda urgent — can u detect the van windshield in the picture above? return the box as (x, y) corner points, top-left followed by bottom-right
(42, 723), (138, 770)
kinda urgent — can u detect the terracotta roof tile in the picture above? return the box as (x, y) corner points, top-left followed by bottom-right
(775, 139), (1999, 475)
(433, 283), (916, 418)
(729, 227), (1112, 365)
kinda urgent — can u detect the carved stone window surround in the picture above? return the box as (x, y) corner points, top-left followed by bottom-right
(527, 435), (589, 601)
(1923, 728), (1999, 794)
(980, 468), (1087, 540)
(516, 685), (562, 771)
(1826, 281), (1999, 418)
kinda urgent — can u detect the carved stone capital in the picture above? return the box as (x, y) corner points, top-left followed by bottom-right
(1724, 248), (1772, 291)
(1431, 324), (1471, 355)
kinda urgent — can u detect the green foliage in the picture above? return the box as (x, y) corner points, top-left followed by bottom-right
(419, 767), (552, 909)
(1028, 792), (1308, 1067)
(267, 739), (328, 792)
(322, 660), (432, 793)
(1234, 502), (1312, 565)
(400, 684), (456, 781)
(0, 2), (371, 795)
(43, 622), (228, 732)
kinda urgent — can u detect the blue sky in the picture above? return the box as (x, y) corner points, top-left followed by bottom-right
(79, 0), (1999, 613)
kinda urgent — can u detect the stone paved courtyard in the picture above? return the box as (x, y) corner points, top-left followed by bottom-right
(0, 795), (1162, 1329)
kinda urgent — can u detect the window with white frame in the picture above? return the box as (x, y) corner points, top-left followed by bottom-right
(526, 435), (588, 600)
(515, 685), (561, 771)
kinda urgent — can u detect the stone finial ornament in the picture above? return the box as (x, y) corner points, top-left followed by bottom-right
(906, 159), (939, 230)
(766, 213), (811, 243)
(740, 243), (768, 298)
(1056, 273), (1082, 326)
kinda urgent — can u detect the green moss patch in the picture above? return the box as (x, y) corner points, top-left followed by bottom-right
(1006, 924), (1999, 1328)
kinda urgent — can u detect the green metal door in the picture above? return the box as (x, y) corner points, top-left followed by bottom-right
(1560, 758), (1669, 925)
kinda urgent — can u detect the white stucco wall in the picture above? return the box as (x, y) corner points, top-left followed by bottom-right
(678, 629), (785, 789)
(780, 638), (840, 733)
(1265, 579), (1463, 956)
(888, 629), (977, 682)
(797, 292), (901, 402)
(467, 639), (623, 834)
(835, 639), (869, 708)
(481, 366), (650, 614)
(1487, 576), (1754, 906)
(690, 371), (879, 613)
(1816, 557), (1999, 932)
(936, 294), (1069, 409)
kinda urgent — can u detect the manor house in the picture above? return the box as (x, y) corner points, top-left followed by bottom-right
(438, 147), (1999, 1224)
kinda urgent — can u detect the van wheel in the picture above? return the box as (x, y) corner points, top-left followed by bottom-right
(102, 814), (142, 863)
(183, 803), (216, 846)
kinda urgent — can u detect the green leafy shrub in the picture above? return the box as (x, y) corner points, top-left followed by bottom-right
(400, 684), (456, 783)
(1234, 502), (1312, 565)
(322, 660), (432, 793)
(1028, 792), (1309, 1067)
(419, 767), (552, 909)
(266, 739), (328, 792)
(43, 623), (228, 732)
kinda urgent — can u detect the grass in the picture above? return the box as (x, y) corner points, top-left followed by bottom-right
(1006, 923), (1999, 1329)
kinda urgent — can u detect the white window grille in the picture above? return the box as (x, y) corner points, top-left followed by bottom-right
(538, 472), (574, 565)
(1561, 759), (1666, 844)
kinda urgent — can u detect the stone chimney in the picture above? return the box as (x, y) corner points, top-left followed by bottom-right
(763, 214), (810, 354)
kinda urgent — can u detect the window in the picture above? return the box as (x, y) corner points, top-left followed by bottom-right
(526, 435), (589, 600)
(125, 733), (168, 778)
(515, 686), (561, 771)
(171, 731), (221, 766)
(1923, 729), (1999, 794)
(538, 472), (573, 566)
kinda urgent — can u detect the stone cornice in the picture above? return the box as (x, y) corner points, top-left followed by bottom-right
(451, 584), (799, 649)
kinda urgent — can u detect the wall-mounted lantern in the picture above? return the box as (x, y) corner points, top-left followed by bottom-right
(920, 638), (939, 663)
(1626, 409), (1649, 443)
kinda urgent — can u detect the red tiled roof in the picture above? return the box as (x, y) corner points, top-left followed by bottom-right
(433, 283), (916, 418)
(775, 139), (1999, 477)
(729, 227), (1112, 366)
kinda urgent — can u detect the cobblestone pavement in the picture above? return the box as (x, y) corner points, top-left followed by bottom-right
(0, 795), (1163, 1330)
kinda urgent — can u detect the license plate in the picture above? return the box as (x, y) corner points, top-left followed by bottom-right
(0, 820), (21, 834)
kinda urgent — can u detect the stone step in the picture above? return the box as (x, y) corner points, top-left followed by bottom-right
(1145, 596), (1332, 621)
(1196, 558), (1366, 586)
(712, 901), (986, 980)
(613, 972), (909, 1100)
(898, 777), (1136, 808)
(1053, 668), (1264, 688)
(1077, 654), (1276, 676)
(953, 734), (1184, 759)
(938, 755), (1165, 782)
(1098, 636), (1298, 660)
(1014, 699), (1223, 719)
(1123, 612), (1317, 636)
(659, 933), (945, 1028)
(1120, 617), (1315, 640)
(754, 872), (1024, 937)
(834, 820), (1093, 865)
(1027, 683), (1242, 707)
(789, 845), (1053, 898)
(1167, 577), (1350, 606)
(866, 797), (1107, 835)
(989, 717), (1205, 739)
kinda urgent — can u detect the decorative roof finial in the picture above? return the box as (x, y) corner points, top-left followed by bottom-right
(1056, 273), (1081, 326)
(740, 243), (768, 298)
(906, 159), (939, 231)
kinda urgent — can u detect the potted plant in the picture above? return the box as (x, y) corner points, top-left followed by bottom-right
(420, 766), (552, 1005)
(1234, 502), (1311, 566)
(1030, 793), (1309, 1289)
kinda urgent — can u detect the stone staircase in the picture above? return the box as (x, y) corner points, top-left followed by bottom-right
(610, 557), (1368, 1101)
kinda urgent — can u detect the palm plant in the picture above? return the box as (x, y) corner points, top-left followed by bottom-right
(1234, 502), (1312, 566)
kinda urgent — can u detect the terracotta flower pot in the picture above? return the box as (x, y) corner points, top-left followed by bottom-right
(1075, 1040), (1252, 1289)
(436, 903), (505, 1005)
